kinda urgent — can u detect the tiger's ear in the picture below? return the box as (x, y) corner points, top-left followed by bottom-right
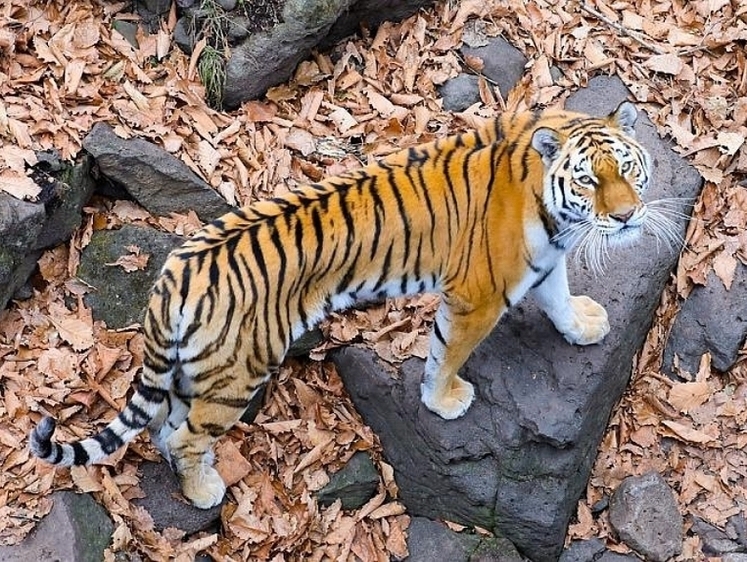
(531, 127), (562, 166)
(610, 101), (638, 137)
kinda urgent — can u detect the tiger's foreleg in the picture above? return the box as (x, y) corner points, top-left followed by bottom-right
(421, 296), (504, 419)
(533, 259), (610, 345)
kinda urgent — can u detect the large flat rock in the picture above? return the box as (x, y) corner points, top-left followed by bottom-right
(82, 123), (234, 222)
(332, 75), (702, 561)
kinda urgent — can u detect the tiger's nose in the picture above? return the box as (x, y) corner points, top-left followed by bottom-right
(610, 208), (635, 223)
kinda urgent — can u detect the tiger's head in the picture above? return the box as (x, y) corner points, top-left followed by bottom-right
(531, 102), (656, 265)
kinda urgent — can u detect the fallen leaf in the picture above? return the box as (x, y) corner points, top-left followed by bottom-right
(668, 381), (711, 413)
(661, 420), (716, 444)
(644, 53), (684, 75)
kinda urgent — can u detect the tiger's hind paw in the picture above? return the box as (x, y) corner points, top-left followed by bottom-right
(181, 465), (226, 509)
(560, 295), (610, 346)
(421, 375), (475, 420)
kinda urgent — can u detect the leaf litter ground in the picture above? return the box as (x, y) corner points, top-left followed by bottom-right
(1, 0), (747, 559)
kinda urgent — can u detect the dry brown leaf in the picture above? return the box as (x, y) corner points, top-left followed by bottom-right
(50, 315), (95, 351)
(668, 381), (711, 413)
(660, 419), (717, 444)
(215, 440), (253, 487)
(106, 246), (150, 273)
(644, 53), (684, 75)
(712, 249), (737, 290)
(0, 170), (40, 201)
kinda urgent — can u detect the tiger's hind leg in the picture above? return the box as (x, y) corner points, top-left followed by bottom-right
(421, 296), (504, 419)
(165, 398), (246, 508)
(148, 393), (189, 464)
(165, 371), (271, 509)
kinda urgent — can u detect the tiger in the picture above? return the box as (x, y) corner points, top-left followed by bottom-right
(31, 101), (660, 509)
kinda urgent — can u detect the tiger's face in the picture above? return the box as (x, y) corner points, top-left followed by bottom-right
(531, 102), (657, 267)
(561, 129), (652, 242)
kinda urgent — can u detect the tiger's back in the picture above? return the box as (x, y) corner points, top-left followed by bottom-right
(31, 102), (660, 509)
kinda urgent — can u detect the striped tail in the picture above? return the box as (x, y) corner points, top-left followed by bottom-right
(29, 383), (167, 466)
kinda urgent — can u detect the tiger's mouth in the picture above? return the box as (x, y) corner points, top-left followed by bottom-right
(606, 221), (644, 245)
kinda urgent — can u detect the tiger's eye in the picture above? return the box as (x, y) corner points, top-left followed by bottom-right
(577, 175), (595, 186)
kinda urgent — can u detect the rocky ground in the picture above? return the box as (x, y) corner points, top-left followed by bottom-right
(1, 0), (747, 561)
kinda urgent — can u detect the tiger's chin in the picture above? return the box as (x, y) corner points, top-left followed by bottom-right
(607, 223), (644, 247)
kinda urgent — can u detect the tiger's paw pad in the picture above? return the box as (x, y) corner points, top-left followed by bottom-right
(181, 466), (226, 509)
(421, 376), (475, 420)
(561, 295), (610, 346)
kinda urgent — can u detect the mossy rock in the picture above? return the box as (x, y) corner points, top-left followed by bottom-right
(78, 224), (183, 328)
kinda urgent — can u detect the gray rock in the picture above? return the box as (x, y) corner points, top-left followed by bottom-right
(217, 0), (237, 11)
(691, 516), (743, 555)
(405, 517), (481, 562)
(78, 224), (184, 328)
(224, 0), (355, 108)
(223, 0), (435, 108)
(287, 327), (325, 357)
(134, 461), (222, 534)
(609, 472), (683, 562)
(82, 123), (235, 222)
(321, 0), (436, 48)
(598, 553), (642, 562)
(0, 155), (95, 310)
(405, 518), (526, 562)
(560, 539), (606, 562)
(439, 74), (481, 112)
(174, 16), (196, 54)
(331, 75), (701, 562)
(727, 513), (747, 546)
(470, 536), (528, 562)
(0, 491), (113, 562)
(461, 37), (528, 99)
(112, 20), (139, 49)
(227, 15), (253, 43)
(316, 451), (380, 510)
(724, 555), (747, 562)
(139, 0), (172, 16)
(36, 155), (97, 249)
(663, 266), (747, 375)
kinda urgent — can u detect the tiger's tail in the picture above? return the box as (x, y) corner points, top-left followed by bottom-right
(29, 383), (167, 466)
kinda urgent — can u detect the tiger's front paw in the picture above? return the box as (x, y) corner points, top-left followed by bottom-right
(559, 295), (610, 345)
(180, 465), (226, 509)
(421, 375), (475, 420)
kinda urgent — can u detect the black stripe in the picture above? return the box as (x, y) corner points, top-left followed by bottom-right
(137, 383), (167, 402)
(72, 442), (89, 465)
(94, 428), (124, 454)
(310, 206), (325, 268)
(268, 225), (288, 346)
(123, 401), (150, 428)
(372, 244), (394, 293)
(524, 255), (542, 274)
(531, 266), (555, 289)
(388, 170), (411, 269)
(368, 176), (384, 261)
(409, 163), (437, 256)
(533, 192), (560, 245)
(51, 444), (63, 464)
(433, 319), (447, 346)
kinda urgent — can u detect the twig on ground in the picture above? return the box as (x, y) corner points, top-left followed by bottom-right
(578, 4), (665, 55)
